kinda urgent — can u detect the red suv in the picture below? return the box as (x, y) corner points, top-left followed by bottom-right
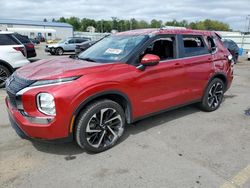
(5, 28), (233, 152)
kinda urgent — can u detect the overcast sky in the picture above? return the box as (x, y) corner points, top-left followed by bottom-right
(1, 0), (250, 31)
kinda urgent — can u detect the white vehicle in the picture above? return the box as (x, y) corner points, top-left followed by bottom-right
(0, 31), (30, 87)
(248, 51), (250, 60)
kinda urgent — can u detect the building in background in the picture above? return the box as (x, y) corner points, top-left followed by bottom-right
(0, 19), (73, 40)
(86, 26), (96, 33)
(74, 31), (109, 41)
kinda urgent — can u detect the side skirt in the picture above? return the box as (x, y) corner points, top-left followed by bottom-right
(131, 99), (201, 123)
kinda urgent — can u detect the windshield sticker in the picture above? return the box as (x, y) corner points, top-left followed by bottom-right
(105, 48), (123, 55)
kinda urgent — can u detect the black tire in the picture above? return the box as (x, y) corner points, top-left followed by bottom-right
(199, 78), (225, 112)
(0, 65), (11, 88)
(56, 48), (64, 56)
(50, 51), (55, 55)
(75, 99), (125, 153)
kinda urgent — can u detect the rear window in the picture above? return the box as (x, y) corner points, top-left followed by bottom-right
(14, 34), (30, 44)
(182, 35), (209, 57)
(0, 34), (20, 45)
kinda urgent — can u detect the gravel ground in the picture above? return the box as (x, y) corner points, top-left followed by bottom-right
(0, 47), (250, 188)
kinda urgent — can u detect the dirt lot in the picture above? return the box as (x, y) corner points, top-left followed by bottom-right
(0, 48), (250, 188)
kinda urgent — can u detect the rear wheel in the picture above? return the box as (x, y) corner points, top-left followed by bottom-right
(199, 78), (225, 112)
(56, 48), (64, 55)
(0, 65), (11, 88)
(75, 99), (125, 153)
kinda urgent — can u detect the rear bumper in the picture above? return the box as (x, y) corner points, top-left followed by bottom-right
(27, 50), (37, 58)
(75, 48), (82, 55)
(6, 98), (73, 143)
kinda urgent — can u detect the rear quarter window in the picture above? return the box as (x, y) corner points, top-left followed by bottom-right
(0, 34), (20, 45)
(182, 35), (209, 57)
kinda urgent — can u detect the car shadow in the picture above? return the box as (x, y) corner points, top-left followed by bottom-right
(31, 104), (200, 156)
(119, 105), (200, 144)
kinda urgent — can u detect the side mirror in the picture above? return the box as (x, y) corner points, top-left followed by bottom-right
(141, 54), (160, 66)
(65, 41), (69, 44)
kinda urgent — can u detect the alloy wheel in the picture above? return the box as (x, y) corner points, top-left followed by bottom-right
(86, 108), (124, 149)
(57, 48), (63, 55)
(207, 82), (224, 109)
(0, 67), (8, 85)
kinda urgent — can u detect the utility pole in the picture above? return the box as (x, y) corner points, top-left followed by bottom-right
(247, 15), (250, 33)
(130, 19), (132, 30)
(101, 19), (103, 33)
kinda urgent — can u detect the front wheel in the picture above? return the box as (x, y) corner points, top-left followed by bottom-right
(56, 48), (64, 55)
(199, 78), (225, 112)
(75, 99), (125, 153)
(0, 65), (11, 88)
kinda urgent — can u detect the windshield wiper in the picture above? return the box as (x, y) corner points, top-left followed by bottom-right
(79, 57), (96, 62)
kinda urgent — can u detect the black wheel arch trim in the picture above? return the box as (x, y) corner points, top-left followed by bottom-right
(206, 72), (228, 92)
(72, 90), (133, 126)
(0, 60), (14, 73)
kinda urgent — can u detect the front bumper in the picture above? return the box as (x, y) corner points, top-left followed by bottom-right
(45, 47), (56, 53)
(6, 98), (73, 143)
(8, 112), (29, 139)
(45, 47), (51, 52)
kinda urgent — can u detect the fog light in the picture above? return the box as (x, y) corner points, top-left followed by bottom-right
(37, 93), (56, 116)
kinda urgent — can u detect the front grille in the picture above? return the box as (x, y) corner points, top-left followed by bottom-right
(7, 91), (17, 107)
(5, 72), (35, 108)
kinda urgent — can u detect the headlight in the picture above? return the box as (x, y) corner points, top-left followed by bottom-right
(228, 54), (233, 61)
(37, 93), (56, 116)
(30, 76), (80, 87)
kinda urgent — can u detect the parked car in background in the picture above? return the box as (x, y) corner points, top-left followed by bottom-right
(13, 33), (36, 58)
(75, 40), (96, 55)
(37, 36), (45, 42)
(222, 39), (239, 63)
(29, 38), (40, 45)
(45, 37), (90, 55)
(0, 31), (30, 87)
(5, 28), (233, 152)
(75, 35), (110, 55)
(247, 51), (250, 60)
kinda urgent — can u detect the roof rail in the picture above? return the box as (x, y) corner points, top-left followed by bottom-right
(160, 26), (187, 30)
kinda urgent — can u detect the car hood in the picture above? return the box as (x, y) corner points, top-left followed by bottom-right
(48, 43), (59, 48)
(16, 57), (114, 80)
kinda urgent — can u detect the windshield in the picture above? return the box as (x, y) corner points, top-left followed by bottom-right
(58, 39), (67, 43)
(78, 35), (147, 63)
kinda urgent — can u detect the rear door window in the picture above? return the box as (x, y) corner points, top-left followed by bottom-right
(0, 34), (20, 45)
(182, 35), (209, 57)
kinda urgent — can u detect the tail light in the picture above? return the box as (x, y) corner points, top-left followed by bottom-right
(26, 43), (34, 49)
(13, 47), (26, 57)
